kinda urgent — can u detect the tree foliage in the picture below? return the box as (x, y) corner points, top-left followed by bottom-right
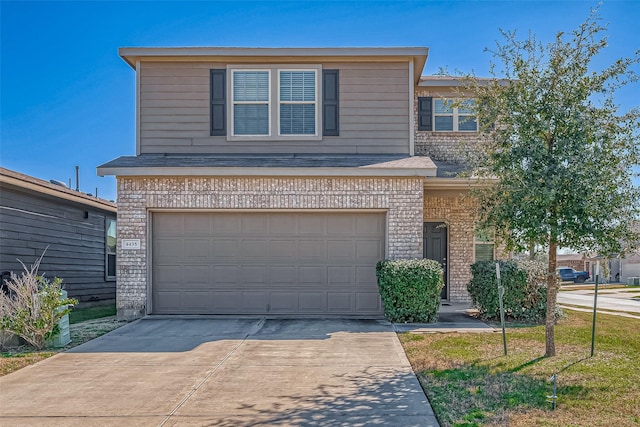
(461, 7), (640, 356)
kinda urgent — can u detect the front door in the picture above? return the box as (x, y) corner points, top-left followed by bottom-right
(423, 222), (448, 299)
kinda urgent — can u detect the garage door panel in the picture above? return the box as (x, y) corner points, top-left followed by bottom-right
(356, 292), (382, 312)
(327, 240), (356, 259)
(242, 265), (268, 284)
(299, 266), (325, 285)
(299, 292), (326, 312)
(269, 240), (296, 257)
(242, 215), (268, 234)
(270, 266), (297, 284)
(154, 239), (182, 261)
(299, 215), (326, 234)
(242, 291), (268, 311)
(269, 215), (297, 234)
(182, 292), (212, 311)
(213, 240), (239, 257)
(356, 265), (377, 286)
(212, 265), (240, 284)
(184, 239), (210, 258)
(327, 292), (352, 312)
(270, 292), (298, 312)
(328, 266), (352, 285)
(212, 291), (241, 311)
(356, 239), (383, 259)
(213, 215), (240, 233)
(299, 240), (326, 259)
(184, 213), (211, 234)
(152, 212), (385, 315)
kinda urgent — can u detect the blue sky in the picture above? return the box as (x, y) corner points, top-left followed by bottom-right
(1, 0), (639, 202)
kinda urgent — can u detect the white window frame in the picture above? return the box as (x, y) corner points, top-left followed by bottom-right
(473, 226), (495, 262)
(227, 64), (322, 141)
(434, 98), (478, 132)
(230, 69), (271, 137)
(105, 218), (116, 281)
(277, 69), (319, 137)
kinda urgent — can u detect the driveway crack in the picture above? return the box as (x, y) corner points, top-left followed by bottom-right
(157, 317), (266, 426)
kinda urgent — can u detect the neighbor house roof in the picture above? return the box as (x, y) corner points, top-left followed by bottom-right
(119, 46), (429, 84)
(0, 167), (116, 212)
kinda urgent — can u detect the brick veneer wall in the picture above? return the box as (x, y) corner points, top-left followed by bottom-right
(414, 88), (485, 163)
(116, 176), (424, 319)
(424, 192), (476, 302)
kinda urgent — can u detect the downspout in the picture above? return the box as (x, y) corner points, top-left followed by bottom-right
(408, 59), (415, 156)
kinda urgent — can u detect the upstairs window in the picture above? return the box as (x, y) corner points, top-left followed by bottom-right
(279, 71), (316, 135)
(232, 70), (270, 135)
(418, 97), (478, 132)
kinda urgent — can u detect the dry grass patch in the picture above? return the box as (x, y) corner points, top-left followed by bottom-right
(1, 314), (126, 377)
(399, 310), (640, 427)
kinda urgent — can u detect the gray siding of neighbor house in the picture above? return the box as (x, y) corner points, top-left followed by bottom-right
(139, 61), (410, 154)
(0, 185), (116, 303)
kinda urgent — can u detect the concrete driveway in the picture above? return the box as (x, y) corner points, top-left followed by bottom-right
(0, 318), (438, 426)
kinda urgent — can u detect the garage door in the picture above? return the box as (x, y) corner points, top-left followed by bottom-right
(152, 212), (385, 316)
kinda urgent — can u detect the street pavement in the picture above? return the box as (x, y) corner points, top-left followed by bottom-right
(558, 287), (640, 315)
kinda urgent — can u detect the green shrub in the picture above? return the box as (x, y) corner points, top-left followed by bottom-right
(467, 259), (547, 323)
(376, 259), (444, 323)
(0, 253), (78, 350)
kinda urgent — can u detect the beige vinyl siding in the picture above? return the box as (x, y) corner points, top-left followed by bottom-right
(139, 61), (409, 154)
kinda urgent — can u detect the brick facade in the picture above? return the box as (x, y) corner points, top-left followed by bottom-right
(116, 176), (424, 319)
(414, 88), (484, 162)
(423, 192), (476, 302)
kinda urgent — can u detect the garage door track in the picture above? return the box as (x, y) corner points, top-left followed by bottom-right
(0, 318), (438, 426)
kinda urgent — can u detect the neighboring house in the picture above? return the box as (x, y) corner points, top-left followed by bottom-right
(98, 47), (494, 319)
(0, 167), (117, 304)
(557, 254), (588, 273)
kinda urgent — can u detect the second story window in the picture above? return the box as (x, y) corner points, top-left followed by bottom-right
(232, 71), (270, 135)
(418, 97), (478, 132)
(279, 71), (316, 135)
(434, 99), (477, 132)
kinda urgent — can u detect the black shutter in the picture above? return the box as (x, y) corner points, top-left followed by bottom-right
(323, 70), (339, 136)
(418, 97), (432, 131)
(210, 69), (226, 136)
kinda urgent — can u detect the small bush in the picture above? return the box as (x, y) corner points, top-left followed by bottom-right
(0, 253), (78, 350)
(376, 259), (444, 323)
(467, 259), (547, 323)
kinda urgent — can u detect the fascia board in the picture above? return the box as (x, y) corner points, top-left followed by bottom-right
(97, 166), (436, 178)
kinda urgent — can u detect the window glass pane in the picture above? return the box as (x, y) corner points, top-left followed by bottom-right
(106, 219), (116, 254)
(458, 99), (476, 114)
(233, 71), (269, 101)
(475, 244), (494, 261)
(234, 104), (269, 135)
(475, 226), (493, 242)
(459, 115), (478, 131)
(434, 99), (452, 114)
(280, 71), (315, 101)
(435, 116), (453, 131)
(280, 104), (315, 135)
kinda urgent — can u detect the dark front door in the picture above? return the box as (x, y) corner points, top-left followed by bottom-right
(423, 222), (448, 299)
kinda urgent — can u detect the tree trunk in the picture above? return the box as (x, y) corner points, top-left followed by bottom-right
(529, 242), (536, 260)
(545, 241), (558, 357)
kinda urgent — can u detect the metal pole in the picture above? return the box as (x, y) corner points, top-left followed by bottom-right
(75, 165), (80, 191)
(496, 262), (507, 356)
(590, 262), (600, 357)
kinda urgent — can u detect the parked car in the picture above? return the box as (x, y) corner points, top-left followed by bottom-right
(557, 267), (590, 283)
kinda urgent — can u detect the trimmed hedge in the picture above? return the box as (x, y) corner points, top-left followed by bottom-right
(467, 260), (547, 322)
(376, 259), (444, 323)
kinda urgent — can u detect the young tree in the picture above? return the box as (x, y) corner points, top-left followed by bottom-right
(463, 8), (640, 356)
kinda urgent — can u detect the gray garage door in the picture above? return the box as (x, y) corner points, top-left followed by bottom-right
(152, 212), (385, 316)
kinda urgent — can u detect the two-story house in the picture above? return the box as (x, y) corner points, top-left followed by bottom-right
(98, 47), (492, 319)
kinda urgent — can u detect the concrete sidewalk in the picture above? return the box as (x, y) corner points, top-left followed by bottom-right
(394, 302), (495, 334)
(0, 318), (439, 426)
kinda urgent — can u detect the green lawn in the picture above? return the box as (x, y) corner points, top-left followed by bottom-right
(69, 304), (116, 324)
(399, 310), (640, 427)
